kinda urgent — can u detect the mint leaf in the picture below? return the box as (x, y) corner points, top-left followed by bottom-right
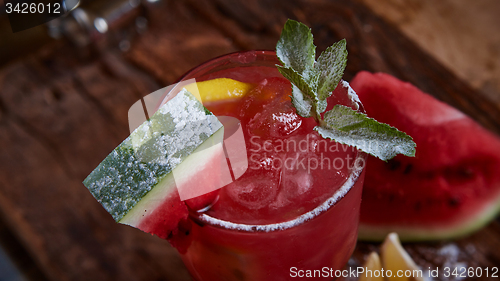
(276, 19), (343, 120)
(276, 20), (320, 118)
(314, 105), (416, 161)
(276, 19), (416, 160)
(276, 20), (315, 75)
(291, 85), (313, 118)
(277, 65), (326, 117)
(276, 65), (316, 101)
(316, 39), (348, 101)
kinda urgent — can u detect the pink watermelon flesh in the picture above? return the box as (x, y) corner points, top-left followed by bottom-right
(135, 190), (219, 254)
(136, 190), (188, 240)
(135, 178), (220, 253)
(83, 89), (224, 253)
(351, 71), (500, 241)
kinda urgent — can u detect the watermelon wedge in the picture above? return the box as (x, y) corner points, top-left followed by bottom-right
(83, 89), (223, 241)
(351, 71), (500, 241)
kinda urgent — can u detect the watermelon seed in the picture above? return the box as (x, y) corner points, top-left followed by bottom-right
(232, 268), (245, 281)
(458, 167), (474, 178)
(386, 159), (401, 170)
(388, 194), (395, 203)
(403, 164), (413, 174)
(448, 197), (461, 208)
(414, 202), (422, 211)
(193, 219), (205, 227)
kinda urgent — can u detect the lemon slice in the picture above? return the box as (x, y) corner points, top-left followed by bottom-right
(360, 252), (384, 281)
(380, 233), (424, 281)
(184, 78), (254, 102)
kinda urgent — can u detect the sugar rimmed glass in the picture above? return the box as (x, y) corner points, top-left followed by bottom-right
(160, 51), (367, 281)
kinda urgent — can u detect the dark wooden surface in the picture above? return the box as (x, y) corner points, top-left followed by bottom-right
(0, 0), (499, 280)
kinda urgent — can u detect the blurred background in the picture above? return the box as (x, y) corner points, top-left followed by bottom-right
(0, 0), (499, 280)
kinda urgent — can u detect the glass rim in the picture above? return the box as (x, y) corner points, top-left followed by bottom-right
(156, 50), (280, 111)
(177, 50), (279, 82)
(194, 151), (366, 233)
(167, 50), (367, 233)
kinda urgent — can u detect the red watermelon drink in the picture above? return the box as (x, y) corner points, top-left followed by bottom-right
(161, 50), (367, 280)
(83, 19), (415, 281)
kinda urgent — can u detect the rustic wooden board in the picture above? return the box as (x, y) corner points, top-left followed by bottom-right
(0, 0), (498, 280)
(360, 0), (500, 104)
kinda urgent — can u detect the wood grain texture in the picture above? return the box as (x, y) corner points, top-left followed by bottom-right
(0, 0), (498, 280)
(360, 0), (500, 104)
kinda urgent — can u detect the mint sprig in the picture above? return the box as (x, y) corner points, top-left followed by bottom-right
(276, 19), (416, 161)
(315, 105), (416, 160)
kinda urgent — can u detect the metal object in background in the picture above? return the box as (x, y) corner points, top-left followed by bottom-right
(0, 0), (158, 65)
(47, 0), (148, 47)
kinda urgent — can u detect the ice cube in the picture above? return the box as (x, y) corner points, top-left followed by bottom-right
(224, 172), (280, 210)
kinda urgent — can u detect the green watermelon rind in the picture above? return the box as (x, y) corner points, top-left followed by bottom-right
(118, 127), (225, 227)
(83, 89), (223, 222)
(358, 189), (500, 241)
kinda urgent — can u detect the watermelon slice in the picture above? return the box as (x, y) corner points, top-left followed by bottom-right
(351, 72), (500, 241)
(83, 89), (223, 242)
